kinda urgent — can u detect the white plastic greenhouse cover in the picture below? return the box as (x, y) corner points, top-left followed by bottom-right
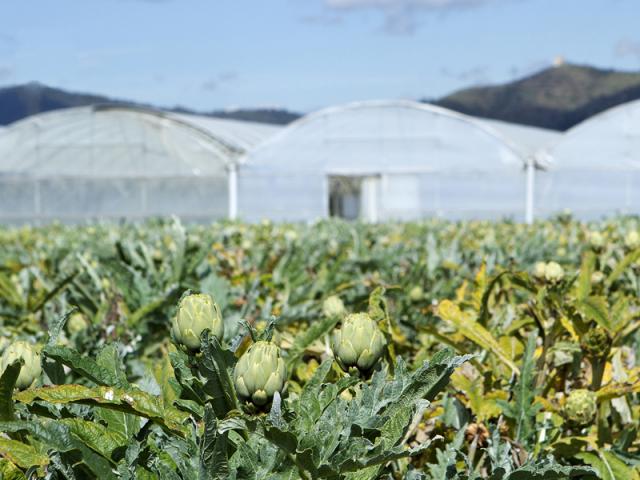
(0, 105), (280, 222)
(478, 118), (561, 160)
(237, 100), (532, 222)
(537, 99), (640, 219)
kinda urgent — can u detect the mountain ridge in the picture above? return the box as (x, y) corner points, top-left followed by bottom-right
(2, 63), (640, 130)
(432, 63), (640, 131)
(0, 82), (300, 127)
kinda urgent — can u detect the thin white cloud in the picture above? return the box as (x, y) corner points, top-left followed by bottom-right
(0, 65), (14, 81)
(300, 14), (344, 25)
(615, 37), (640, 61)
(326, 0), (488, 8)
(323, 0), (506, 34)
(202, 71), (239, 92)
(441, 65), (491, 85)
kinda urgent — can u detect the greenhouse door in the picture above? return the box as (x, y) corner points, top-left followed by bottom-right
(328, 175), (379, 222)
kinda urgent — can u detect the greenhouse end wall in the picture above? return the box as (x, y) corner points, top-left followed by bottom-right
(0, 176), (229, 223)
(238, 169), (527, 223)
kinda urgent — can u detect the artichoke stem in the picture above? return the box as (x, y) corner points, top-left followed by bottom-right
(591, 358), (605, 391)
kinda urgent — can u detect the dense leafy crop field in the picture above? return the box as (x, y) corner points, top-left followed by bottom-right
(1, 217), (640, 479)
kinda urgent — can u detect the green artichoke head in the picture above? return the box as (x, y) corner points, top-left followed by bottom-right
(590, 271), (605, 285)
(588, 231), (605, 250)
(0, 341), (42, 390)
(625, 231), (640, 250)
(67, 312), (89, 335)
(233, 341), (287, 406)
(171, 293), (224, 351)
(322, 295), (346, 319)
(331, 312), (387, 374)
(544, 261), (564, 283)
(532, 261), (547, 279)
(563, 389), (597, 426)
(409, 286), (424, 302)
(581, 327), (611, 359)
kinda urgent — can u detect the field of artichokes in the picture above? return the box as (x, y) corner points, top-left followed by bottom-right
(1, 217), (640, 479)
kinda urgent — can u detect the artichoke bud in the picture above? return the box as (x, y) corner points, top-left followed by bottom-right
(0, 341), (42, 390)
(544, 261), (564, 283)
(588, 231), (605, 251)
(323, 295), (346, 319)
(625, 231), (640, 250)
(563, 389), (597, 426)
(67, 312), (89, 335)
(409, 286), (424, 302)
(171, 293), (224, 351)
(331, 312), (387, 374)
(581, 327), (611, 359)
(233, 341), (287, 406)
(590, 271), (605, 285)
(532, 261), (547, 279)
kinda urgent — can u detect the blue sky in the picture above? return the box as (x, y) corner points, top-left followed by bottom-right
(1, 0), (639, 112)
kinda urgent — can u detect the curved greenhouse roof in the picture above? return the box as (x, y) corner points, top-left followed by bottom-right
(0, 105), (280, 178)
(0, 106), (280, 222)
(238, 100), (532, 222)
(537, 99), (640, 218)
(479, 117), (561, 161)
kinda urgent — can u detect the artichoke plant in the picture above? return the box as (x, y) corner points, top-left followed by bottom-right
(532, 261), (547, 279)
(590, 271), (605, 285)
(409, 286), (424, 302)
(625, 230), (640, 250)
(544, 261), (564, 283)
(0, 341), (42, 390)
(234, 341), (287, 406)
(588, 231), (605, 251)
(171, 293), (224, 351)
(582, 327), (611, 360)
(563, 389), (597, 426)
(67, 312), (89, 335)
(323, 295), (346, 318)
(332, 312), (386, 374)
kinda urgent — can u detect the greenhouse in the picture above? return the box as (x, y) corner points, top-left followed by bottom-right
(0, 105), (279, 222)
(237, 100), (541, 222)
(537, 99), (640, 219)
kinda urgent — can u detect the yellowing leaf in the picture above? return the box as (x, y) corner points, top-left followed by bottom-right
(559, 316), (580, 342)
(452, 371), (506, 421)
(437, 300), (520, 375)
(0, 439), (49, 470)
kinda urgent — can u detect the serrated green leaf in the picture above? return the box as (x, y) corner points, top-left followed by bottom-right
(286, 314), (340, 370)
(0, 419), (117, 478)
(14, 384), (189, 435)
(199, 405), (229, 480)
(606, 249), (640, 288)
(497, 334), (540, 447)
(0, 458), (27, 480)
(577, 450), (638, 480)
(43, 344), (122, 387)
(0, 439), (49, 470)
(199, 333), (240, 418)
(576, 296), (610, 331)
(59, 418), (127, 459)
(0, 360), (21, 422)
(506, 456), (596, 479)
(575, 251), (596, 301)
